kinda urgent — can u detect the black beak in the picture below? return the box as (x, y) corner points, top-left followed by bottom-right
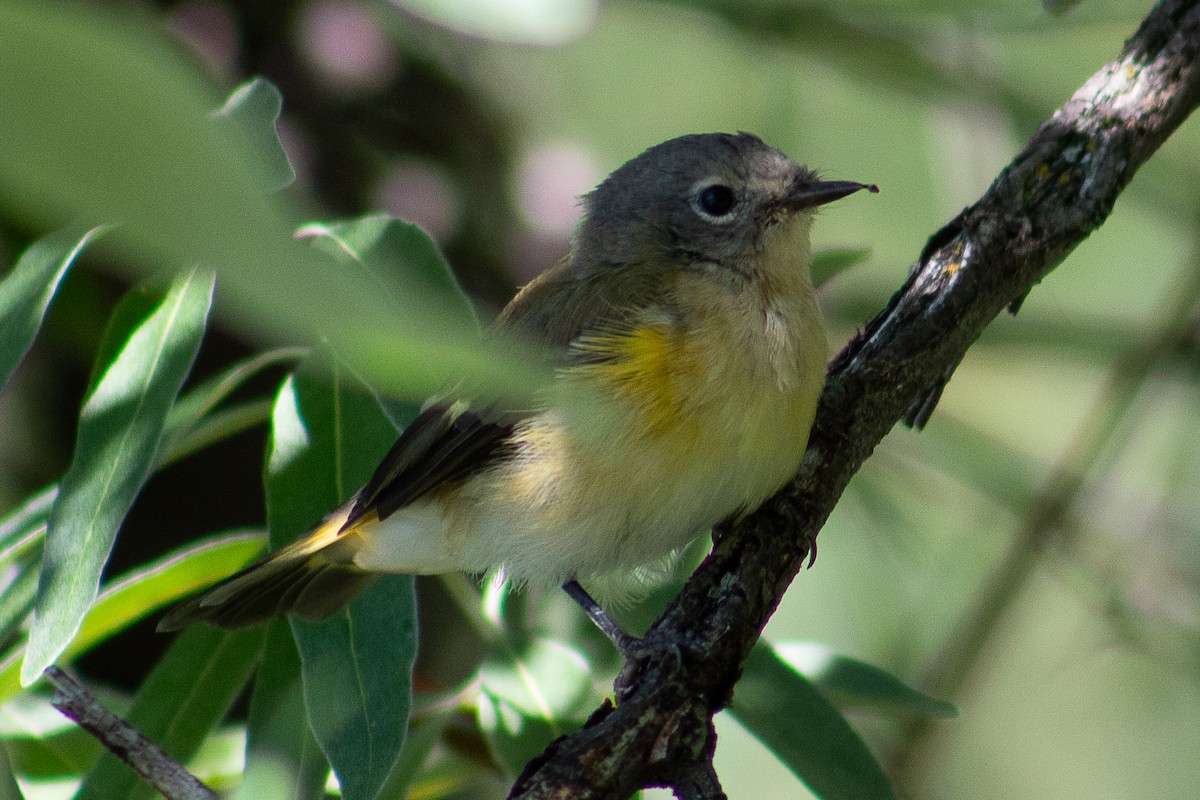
(783, 179), (879, 211)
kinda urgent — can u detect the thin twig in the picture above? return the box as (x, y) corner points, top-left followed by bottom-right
(44, 666), (217, 800)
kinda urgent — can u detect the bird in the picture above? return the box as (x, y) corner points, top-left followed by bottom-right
(158, 131), (876, 649)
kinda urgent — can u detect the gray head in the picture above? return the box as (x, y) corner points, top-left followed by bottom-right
(570, 132), (874, 276)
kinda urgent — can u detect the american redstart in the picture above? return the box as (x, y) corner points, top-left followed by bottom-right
(159, 132), (876, 648)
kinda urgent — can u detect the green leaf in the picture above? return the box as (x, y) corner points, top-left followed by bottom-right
(213, 77), (295, 190)
(160, 345), (307, 465)
(0, 487), (54, 564)
(776, 643), (958, 719)
(75, 624), (266, 800)
(296, 215), (480, 333)
(477, 636), (594, 776)
(0, 738), (24, 800)
(83, 533), (265, 637)
(165, 348), (306, 435)
(235, 621), (328, 800)
(0, 495), (48, 644)
(0, 691), (101, 778)
(729, 641), (899, 800)
(21, 271), (213, 686)
(289, 214), (546, 408)
(1, 687), (86, 738)
(161, 400), (275, 468)
(811, 247), (872, 289)
(0, 561), (38, 645)
(0, 3), (289, 275)
(386, 0), (597, 46)
(267, 360), (418, 800)
(371, 711), (454, 800)
(188, 726), (247, 789)
(0, 5), (538, 406)
(0, 226), (102, 391)
(293, 589), (417, 800)
(0, 534), (262, 704)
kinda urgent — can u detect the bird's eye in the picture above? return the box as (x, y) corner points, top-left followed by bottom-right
(695, 184), (737, 218)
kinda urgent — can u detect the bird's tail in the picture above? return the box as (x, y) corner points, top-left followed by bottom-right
(157, 506), (378, 631)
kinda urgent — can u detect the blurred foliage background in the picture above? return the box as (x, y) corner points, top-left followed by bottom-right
(2, 0), (1200, 798)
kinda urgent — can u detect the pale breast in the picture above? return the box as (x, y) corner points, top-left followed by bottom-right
(451, 264), (826, 587)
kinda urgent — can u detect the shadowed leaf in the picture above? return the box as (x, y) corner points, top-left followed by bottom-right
(729, 641), (899, 800)
(0, 227), (102, 391)
(21, 272), (213, 686)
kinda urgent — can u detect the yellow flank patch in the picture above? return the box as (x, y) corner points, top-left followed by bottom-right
(575, 325), (690, 436)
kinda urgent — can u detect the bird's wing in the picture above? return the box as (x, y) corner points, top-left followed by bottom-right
(344, 401), (518, 525)
(345, 265), (590, 523)
(341, 260), (673, 530)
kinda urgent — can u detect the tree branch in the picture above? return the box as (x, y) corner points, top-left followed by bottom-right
(509, 1), (1200, 797)
(44, 667), (216, 800)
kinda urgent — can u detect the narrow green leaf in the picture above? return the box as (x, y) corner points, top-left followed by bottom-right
(0, 561), (38, 644)
(477, 636), (594, 776)
(290, 213), (548, 411)
(0, 534), (262, 704)
(160, 345), (306, 465)
(22, 271), (213, 686)
(777, 643), (958, 719)
(161, 400), (275, 468)
(75, 624), (266, 800)
(0, 226), (102, 391)
(292, 586), (417, 800)
(729, 641), (899, 800)
(267, 360), (418, 800)
(213, 77), (295, 190)
(235, 621), (328, 800)
(0, 3), (288, 261)
(0, 487), (54, 563)
(0, 509), (46, 646)
(82, 533), (264, 637)
(0, 739), (24, 800)
(811, 247), (872, 289)
(83, 279), (177, 399)
(165, 347), (307, 438)
(296, 215), (480, 333)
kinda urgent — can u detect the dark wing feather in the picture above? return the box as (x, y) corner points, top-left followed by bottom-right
(342, 260), (671, 529)
(346, 403), (517, 526)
